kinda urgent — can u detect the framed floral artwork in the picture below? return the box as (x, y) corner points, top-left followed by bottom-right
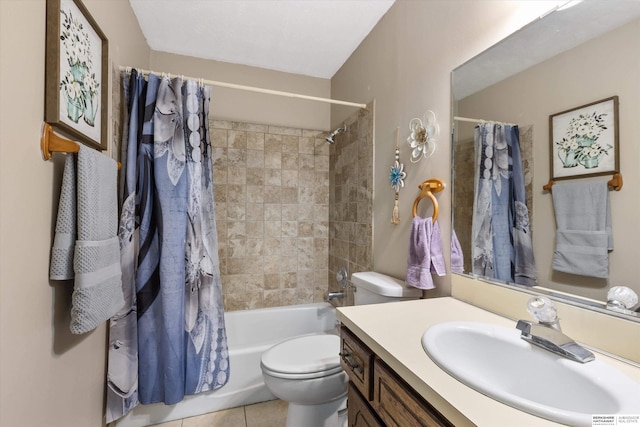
(549, 96), (619, 180)
(45, 0), (108, 151)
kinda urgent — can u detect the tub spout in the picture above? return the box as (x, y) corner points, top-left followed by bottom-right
(327, 291), (345, 301)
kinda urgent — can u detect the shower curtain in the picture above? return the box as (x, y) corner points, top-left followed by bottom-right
(106, 70), (230, 423)
(471, 123), (536, 286)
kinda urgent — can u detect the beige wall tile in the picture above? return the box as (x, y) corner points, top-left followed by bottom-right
(282, 152), (299, 170)
(299, 137), (315, 154)
(247, 149), (265, 168)
(281, 188), (298, 204)
(246, 185), (265, 204)
(246, 203), (264, 220)
(265, 134), (282, 152)
(246, 132), (265, 150)
(264, 274), (281, 290)
(228, 130), (247, 149)
(265, 151), (282, 169)
(246, 221), (264, 236)
(265, 169), (281, 186)
(211, 128), (228, 147)
(264, 186), (282, 203)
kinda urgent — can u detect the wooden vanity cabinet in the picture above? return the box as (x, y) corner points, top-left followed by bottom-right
(348, 383), (384, 427)
(340, 325), (453, 427)
(340, 326), (374, 400)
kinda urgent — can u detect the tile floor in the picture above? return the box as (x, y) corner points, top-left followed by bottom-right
(149, 400), (288, 427)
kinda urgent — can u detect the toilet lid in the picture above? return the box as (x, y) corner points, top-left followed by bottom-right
(261, 334), (341, 376)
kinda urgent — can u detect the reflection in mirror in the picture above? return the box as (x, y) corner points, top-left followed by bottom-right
(451, 1), (640, 320)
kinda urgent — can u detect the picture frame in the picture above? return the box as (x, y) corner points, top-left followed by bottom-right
(45, 0), (108, 151)
(549, 96), (619, 180)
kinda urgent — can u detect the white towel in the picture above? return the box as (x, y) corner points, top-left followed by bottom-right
(50, 146), (124, 334)
(551, 180), (612, 278)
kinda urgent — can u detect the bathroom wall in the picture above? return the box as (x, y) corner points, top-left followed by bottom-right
(210, 120), (331, 310)
(330, 0), (566, 296)
(329, 105), (374, 305)
(0, 2), (149, 426)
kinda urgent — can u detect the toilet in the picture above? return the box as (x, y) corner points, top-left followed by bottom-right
(260, 272), (421, 427)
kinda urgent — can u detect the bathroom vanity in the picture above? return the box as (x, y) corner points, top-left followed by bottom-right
(341, 325), (453, 426)
(336, 296), (640, 426)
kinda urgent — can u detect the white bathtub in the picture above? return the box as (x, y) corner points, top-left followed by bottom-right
(113, 302), (338, 427)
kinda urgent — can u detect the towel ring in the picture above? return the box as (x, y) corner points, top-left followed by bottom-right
(412, 178), (445, 221)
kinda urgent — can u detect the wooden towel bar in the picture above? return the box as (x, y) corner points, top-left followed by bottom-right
(543, 173), (623, 192)
(40, 123), (120, 169)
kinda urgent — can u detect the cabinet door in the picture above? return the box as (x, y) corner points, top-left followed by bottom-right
(341, 326), (374, 400)
(373, 359), (453, 427)
(348, 383), (384, 427)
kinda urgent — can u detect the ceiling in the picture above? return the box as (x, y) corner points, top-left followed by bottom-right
(129, 0), (395, 79)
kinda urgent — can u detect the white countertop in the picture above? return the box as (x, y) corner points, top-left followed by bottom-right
(336, 297), (640, 427)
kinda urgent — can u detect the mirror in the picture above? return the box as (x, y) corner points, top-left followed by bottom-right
(451, 1), (640, 320)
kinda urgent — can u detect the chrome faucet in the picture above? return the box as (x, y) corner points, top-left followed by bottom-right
(516, 297), (595, 363)
(327, 291), (345, 301)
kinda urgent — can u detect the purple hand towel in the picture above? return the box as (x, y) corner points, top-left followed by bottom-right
(406, 217), (445, 289)
(451, 229), (465, 273)
(430, 220), (446, 276)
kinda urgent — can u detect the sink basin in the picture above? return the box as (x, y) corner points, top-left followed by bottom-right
(422, 321), (640, 426)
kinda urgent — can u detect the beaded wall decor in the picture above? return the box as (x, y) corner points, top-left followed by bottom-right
(389, 127), (406, 224)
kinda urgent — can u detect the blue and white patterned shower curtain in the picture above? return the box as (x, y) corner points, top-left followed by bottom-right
(106, 70), (229, 423)
(471, 123), (536, 286)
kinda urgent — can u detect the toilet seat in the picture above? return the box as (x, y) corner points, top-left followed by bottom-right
(261, 334), (342, 380)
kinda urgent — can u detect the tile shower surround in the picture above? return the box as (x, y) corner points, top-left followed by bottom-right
(212, 108), (373, 310)
(328, 107), (374, 306)
(211, 120), (331, 310)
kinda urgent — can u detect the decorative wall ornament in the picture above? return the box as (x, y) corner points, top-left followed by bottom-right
(407, 110), (439, 163)
(389, 127), (406, 224)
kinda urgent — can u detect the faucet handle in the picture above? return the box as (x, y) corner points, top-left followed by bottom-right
(336, 267), (349, 289)
(527, 296), (558, 324)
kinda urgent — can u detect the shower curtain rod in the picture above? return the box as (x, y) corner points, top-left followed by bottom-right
(119, 66), (367, 109)
(454, 116), (516, 126)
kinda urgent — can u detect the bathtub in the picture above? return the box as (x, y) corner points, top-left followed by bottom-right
(113, 302), (337, 427)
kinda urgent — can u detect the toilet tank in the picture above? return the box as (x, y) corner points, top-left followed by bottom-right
(351, 272), (422, 305)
